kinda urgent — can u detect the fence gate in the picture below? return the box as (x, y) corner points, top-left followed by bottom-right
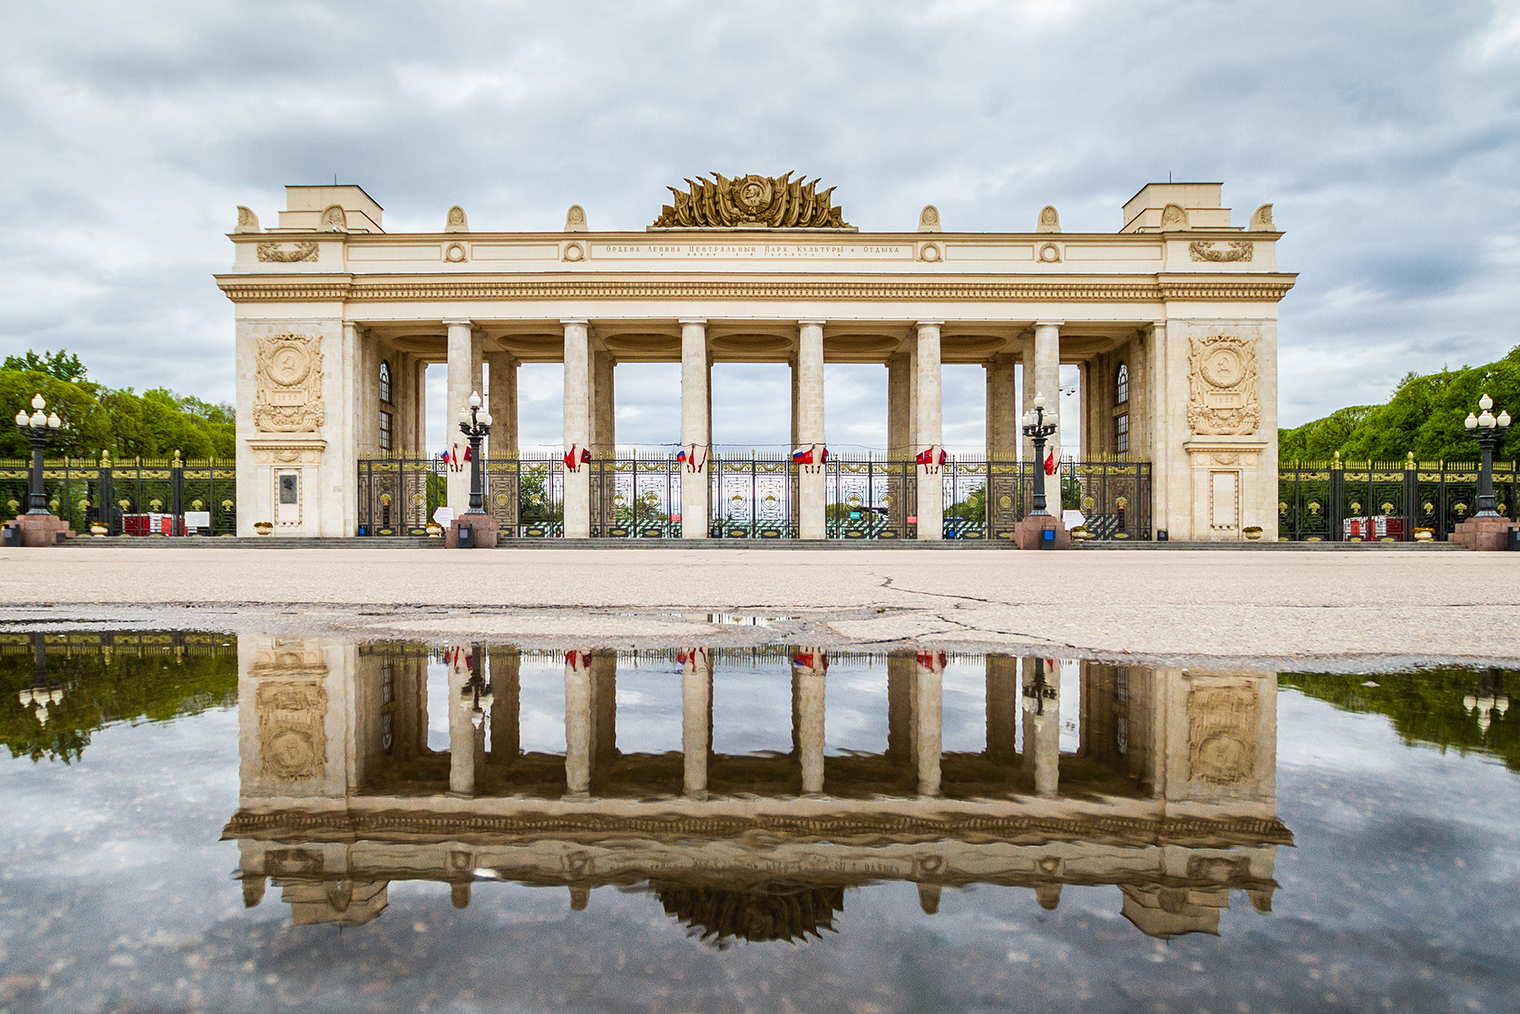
(590, 455), (681, 537)
(710, 454), (795, 538)
(1278, 460), (1518, 541)
(1067, 459), (1153, 540)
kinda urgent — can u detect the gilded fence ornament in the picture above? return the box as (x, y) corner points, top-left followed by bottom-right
(253, 334), (325, 432)
(652, 173), (852, 229)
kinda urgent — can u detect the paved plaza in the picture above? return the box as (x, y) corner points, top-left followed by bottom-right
(2, 546), (1514, 663)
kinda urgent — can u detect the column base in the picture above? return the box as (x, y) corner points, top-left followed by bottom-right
(1451, 515), (1519, 551)
(4, 514), (73, 547)
(1013, 514), (1070, 550)
(447, 515), (499, 549)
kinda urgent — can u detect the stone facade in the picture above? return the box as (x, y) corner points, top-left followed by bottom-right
(219, 180), (1293, 540)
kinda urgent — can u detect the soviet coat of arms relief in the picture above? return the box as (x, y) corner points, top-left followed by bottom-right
(1187, 335), (1261, 436)
(253, 334), (325, 432)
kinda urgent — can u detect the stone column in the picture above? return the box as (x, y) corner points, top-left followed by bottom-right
(986, 654), (1020, 764)
(446, 320), (483, 514)
(915, 322), (943, 541)
(564, 650), (592, 796)
(485, 352), (519, 459)
(1020, 336), (1036, 463)
(413, 358), (428, 458)
(1148, 322), (1171, 536)
(682, 647), (712, 798)
(680, 319), (710, 539)
(488, 648), (520, 766)
(986, 353), (1019, 461)
(916, 651), (943, 796)
(793, 649), (826, 794)
(789, 353), (800, 451)
(1078, 360), (1092, 460)
(562, 320), (591, 538)
(797, 320), (827, 540)
(1022, 657), (1060, 797)
(591, 652), (617, 766)
(1033, 322), (1062, 461)
(887, 352), (913, 459)
(591, 351), (616, 458)
(447, 648), (475, 797)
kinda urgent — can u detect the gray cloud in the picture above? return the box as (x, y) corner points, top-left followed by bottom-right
(4, 0), (1519, 448)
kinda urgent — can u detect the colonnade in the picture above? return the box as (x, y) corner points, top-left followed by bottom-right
(439, 649), (1065, 800)
(436, 317), (1076, 540)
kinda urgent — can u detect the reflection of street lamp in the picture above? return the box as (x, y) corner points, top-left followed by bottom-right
(1021, 658), (1058, 729)
(14, 394), (62, 515)
(16, 632), (62, 725)
(459, 644), (493, 729)
(1020, 395), (1059, 517)
(456, 392), (493, 515)
(1463, 669), (1509, 735)
(1463, 394), (1511, 517)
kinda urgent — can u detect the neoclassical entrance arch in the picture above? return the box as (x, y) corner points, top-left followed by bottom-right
(219, 178), (1293, 541)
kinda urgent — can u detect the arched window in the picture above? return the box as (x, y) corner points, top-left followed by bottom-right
(1115, 363), (1129, 406)
(379, 360), (392, 404)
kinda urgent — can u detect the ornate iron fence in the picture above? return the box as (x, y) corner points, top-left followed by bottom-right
(710, 453), (795, 538)
(0, 455), (236, 535)
(1066, 458), (1153, 541)
(825, 457), (916, 539)
(358, 455), (566, 537)
(1278, 457), (1518, 541)
(591, 455), (681, 538)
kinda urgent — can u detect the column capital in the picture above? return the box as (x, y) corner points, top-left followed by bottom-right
(442, 318), (473, 328)
(560, 318), (589, 327)
(915, 320), (944, 329)
(677, 317), (708, 326)
(798, 318), (827, 328)
(1033, 320), (1065, 328)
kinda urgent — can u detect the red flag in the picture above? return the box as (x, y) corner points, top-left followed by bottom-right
(1044, 450), (1057, 475)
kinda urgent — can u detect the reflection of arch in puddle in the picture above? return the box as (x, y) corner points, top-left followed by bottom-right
(225, 640), (1290, 940)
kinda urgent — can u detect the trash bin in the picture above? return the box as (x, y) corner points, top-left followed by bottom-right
(1508, 527), (1520, 552)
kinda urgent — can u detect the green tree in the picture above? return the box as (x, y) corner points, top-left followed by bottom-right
(2, 349), (87, 382)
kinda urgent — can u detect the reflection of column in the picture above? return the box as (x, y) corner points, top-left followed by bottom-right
(446, 319), (483, 513)
(448, 649), (475, 797)
(564, 650), (592, 796)
(682, 648), (712, 798)
(591, 652), (617, 765)
(915, 322), (943, 540)
(488, 648), (520, 765)
(680, 319), (709, 539)
(793, 649), (826, 794)
(986, 654), (1020, 763)
(887, 653), (914, 761)
(1021, 657), (1059, 796)
(796, 321), (826, 540)
(916, 651), (943, 796)
(562, 320), (591, 538)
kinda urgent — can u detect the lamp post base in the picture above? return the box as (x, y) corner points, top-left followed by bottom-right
(4, 514), (73, 547)
(1013, 514), (1070, 551)
(446, 514), (499, 549)
(1451, 515), (1519, 552)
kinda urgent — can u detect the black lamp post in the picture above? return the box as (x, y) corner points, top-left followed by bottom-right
(13, 394), (61, 515)
(1020, 394), (1059, 517)
(459, 643), (493, 730)
(1021, 657), (1058, 725)
(456, 391), (493, 515)
(1463, 394), (1511, 517)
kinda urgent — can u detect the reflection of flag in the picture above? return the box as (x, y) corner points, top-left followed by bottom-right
(792, 447), (813, 464)
(1044, 451), (1057, 475)
(792, 652), (829, 670)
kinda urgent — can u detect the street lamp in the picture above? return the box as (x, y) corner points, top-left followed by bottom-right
(1021, 658), (1058, 729)
(459, 644), (493, 730)
(1463, 393), (1511, 517)
(13, 394), (62, 515)
(455, 392), (493, 515)
(1020, 394), (1059, 517)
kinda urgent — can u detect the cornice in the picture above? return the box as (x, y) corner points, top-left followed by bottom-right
(215, 273), (1298, 305)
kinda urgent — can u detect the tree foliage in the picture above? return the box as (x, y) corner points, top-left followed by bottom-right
(0, 350), (234, 461)
(1280, 346), (1520, 463)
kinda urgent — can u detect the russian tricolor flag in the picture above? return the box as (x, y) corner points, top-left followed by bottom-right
(792, 446), (813, 464)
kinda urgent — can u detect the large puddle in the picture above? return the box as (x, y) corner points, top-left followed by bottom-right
(1, 632), (1516, 1012)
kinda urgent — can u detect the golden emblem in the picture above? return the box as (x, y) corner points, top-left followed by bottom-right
(652, 173), (851, 229)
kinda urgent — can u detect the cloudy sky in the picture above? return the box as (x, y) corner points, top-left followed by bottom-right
(3, 0), (1518, 452)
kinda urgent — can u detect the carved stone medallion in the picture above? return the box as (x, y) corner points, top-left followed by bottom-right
(1187, 683), (1258, 785)
(1187, 335), (1260, 435)
(254, 334), (325, 432)
(257, 678), (328, 780)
